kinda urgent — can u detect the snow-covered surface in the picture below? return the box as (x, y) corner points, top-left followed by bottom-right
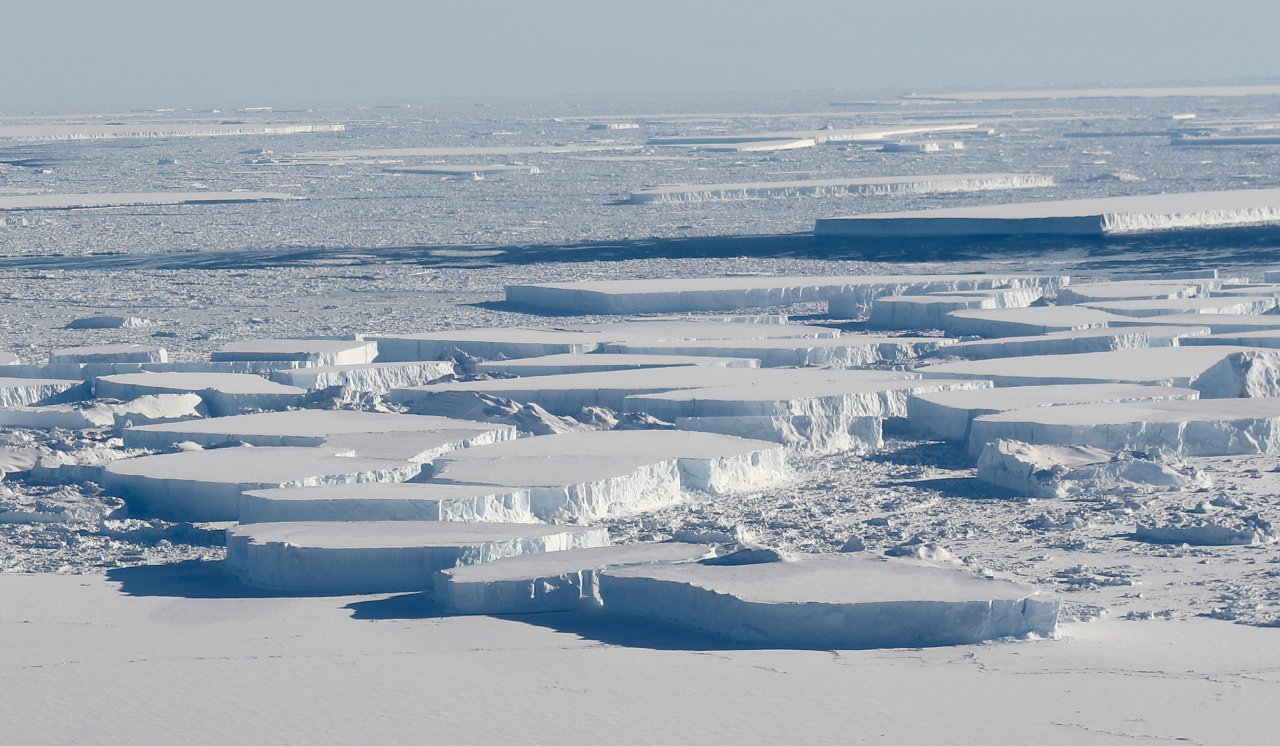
(1057, 279), (1215, 304)
(601, 335), (954, 368)
(942, 306), (1120, 337)
(239, 482), (535, 524)
(384, 164), (541, 176)
(602, 553), (1058, 648)
(0, 377), (90, 407)
(867, 287), (1043, 330)
(211, 338), (377, 366)
(436, 542), (712, 614)
(1079, 295), (1279, 317)
(0, 393), (205, 431)
(625, 173), (1051, 204)
(817, 189), (1280, 236)
(94, 372), (305, 416)
(226, 521), (609, 593)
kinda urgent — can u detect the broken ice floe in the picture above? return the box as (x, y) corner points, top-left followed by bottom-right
(624, 173), (1051, 205)
(239, 483), (535, 524)
(211, 338), (378, 366)
(474, 353), (759, 376)
(49, 344), (168, 365)
(599, 554), (1059, 648)
(976, 440), (1209, 498)
(94, 372), (306, 416)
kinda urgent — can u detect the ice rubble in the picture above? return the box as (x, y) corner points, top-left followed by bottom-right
(435, 542), (713, 615)
(211, 339), (378, 366)
(49, 345), (168, 365)
(976, 440), (1208, 498)
(428, 430), (789, 522)
(267, 361), (456, 393)
(0, 378), (90, 407)
(240, 483), (535, 524)
(101, 446), (423, 521)
(600, 554), (1059, 648)
(225, 521), (609, 593)
(815, 189), (1280, 237)
(941, 326), (1209, 359)
(0, 192), (296, 210)
(918, 346), (1280, 394)
(506, 275), (1069, 315)
(968, 398), (1280, 456)
(599, 335), (954, 368)
(906, 384), (1200, 442)
(866, 288), (1044, 330)
(0, 393), (205, 431)
(120, 410), (515, 462)
(624, 174), (1052, 205)
(94, 372), (306, 416)
(942, 306), (1120, 337)
(474, 353), (758, 376)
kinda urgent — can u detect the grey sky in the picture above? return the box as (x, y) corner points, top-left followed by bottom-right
(5, 0), (1279, 112)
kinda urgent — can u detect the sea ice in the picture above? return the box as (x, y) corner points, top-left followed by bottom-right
(940, 326), (1209, 359)
(211, 339), (378, 366)
(976, 440), (1208, 498)
(48, 344), (168, 365)
(1078, 296), (1279, 317)
(94, 372), (306, 416)
(599, 335), (954, 368)
(866, 288), (1044, 331)
(475, 353), (758, 376)
(942, 306), (1120, 337)
(0, 192), (295, 211)
(624, 174), (1051, 205)
(239, 482), (535, 524)
(0, 378), (91, 408)
(267, 361), (456, 393)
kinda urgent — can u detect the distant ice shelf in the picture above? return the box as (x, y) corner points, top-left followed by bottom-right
(815, 189), (1280, 237)
(0, 122), (344, 142)
(624, 174), (1051, 205)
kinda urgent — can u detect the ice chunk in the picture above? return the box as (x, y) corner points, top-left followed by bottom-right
(906, 384), (1200, 442)
(94, 372), (305, 416)
(1110, 314), (1280, 334)
(0, 393), (205, 431)
(384, 164), (540, 176)
(816, 188), (1280, 237)
(969, 398), (1280, 456)
(624, 174), (1051, 204)
(600, 554), (1059, 648)
(918, 346), (1280, 394)
(867, 288), (1044, 331)
(211, 339), (378, 366)
(49, 344), (168, 365)
(267, 361), (456, 393)
(1133, 516), (1274, 545)
(370, 329), (604, 362)
(506, 275), (1068, 315)
(428, 430), (788, 521)
(0, 377), (90, 407)
(880, 140), (966, 152)
(65, 315), (154, 329)
(942, 306), (1119, 337)
(1057, 280), (1215, 305)
(120, 410), (515, 462)
(240, 483), (535, 524)
(599, 335), (954, 368)
(225, 521), (609, 593)
(976, 440), (1208, 498)
(102, 446), (423, 521)
(1079, 296), (1279, 317)
(435, 542), (712, 614)
(475, 353), (758, 377)
(941, 326), (1209, 359)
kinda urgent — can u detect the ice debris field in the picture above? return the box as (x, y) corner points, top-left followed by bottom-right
(8, 89), (1280, 743)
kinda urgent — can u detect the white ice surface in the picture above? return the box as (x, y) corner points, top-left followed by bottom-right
(1057, 280), (1216, 305)
(267, 360), (456, 392)
(436, 542), (713, 614)
(867, 287), (1044, 330)
(976, 439), (1206, 498)
(0, 122), (344, 141)
(226, 521), (609, 593)
(0, 378), (90, 407)
(599, 335), (954, 368)
(0, 393), (205, 431)
(601, 553), (1058, 648)
(0, 192), (296, 210)
(940, 325), (1210, 359)
(474, 353), (758, 376)
(942, 306), (1120, 337)
(48, 344), (168, 365)
(1079, 296), (1279, 317)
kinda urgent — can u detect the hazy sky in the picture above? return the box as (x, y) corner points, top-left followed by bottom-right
(6, 0), (1279, 112)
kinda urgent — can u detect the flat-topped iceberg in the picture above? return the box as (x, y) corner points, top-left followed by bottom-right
(94, 372), (305, 416)
(240, 482), (535, 524)
(625, 173), (1051, 204)
(976, 440), (1208, 498)
(211, 339), (378, 366)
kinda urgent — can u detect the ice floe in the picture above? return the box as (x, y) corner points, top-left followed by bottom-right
(211, 339), (378, 366)
(94, 372), (306, 416)
(624, 174), (1051, 204)
(239, 482), (535, 524)
(976, 440), (1209, 498)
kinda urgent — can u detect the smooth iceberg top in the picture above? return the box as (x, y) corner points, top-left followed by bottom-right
(227, 520), (603, 550)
